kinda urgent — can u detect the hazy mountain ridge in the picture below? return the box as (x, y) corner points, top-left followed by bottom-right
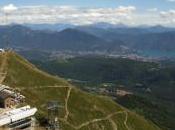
(1, 24), (175, 57)
(76, 25), (175, 51)
(0, 25), (124, 52)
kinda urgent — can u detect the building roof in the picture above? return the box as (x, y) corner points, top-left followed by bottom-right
(0, 85), (10, 92)
(0, 91), (13, 100)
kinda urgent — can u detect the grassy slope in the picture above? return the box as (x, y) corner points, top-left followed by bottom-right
(32, 56), (175, 101)
(4, 52), (68, 87)
(0, 51), (160, 130)
(117, 95), (175, 130)
(31, 55), (175, 130)
(31, 56), (158, 84)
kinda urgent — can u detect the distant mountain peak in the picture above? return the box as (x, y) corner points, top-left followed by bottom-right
(85, 22), (128, 29)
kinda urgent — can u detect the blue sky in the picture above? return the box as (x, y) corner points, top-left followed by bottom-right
(0, 0), (175, 26)
(0, 0), (174, 10)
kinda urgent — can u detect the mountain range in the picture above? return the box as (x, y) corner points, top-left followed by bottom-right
(0, 24), (175, 57)
(0, 25), (124, 52)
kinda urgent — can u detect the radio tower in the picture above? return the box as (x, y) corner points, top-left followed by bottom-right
(47, 101), (63, 130)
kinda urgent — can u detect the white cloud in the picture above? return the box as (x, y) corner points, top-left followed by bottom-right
(0, 4), (175, 27)
(167, 0), (175, 2)
(117, 6), (136, 14)
(1, 4), (18, 13)
(0, 5), (137, 25)
(147, 8), (158, 12)
(160, 10), (175, 24)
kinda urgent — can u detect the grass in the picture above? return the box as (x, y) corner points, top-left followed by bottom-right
(112, 113), (127, 130)
(21, 87), (69, 118)
(117, 94), (175, 130)
(79, 120), (113, 130)
(67, 89), (122, 126)
(3, 52), (69, 87)
(0, 51), (161, 130)
(127, 112), (161, 130)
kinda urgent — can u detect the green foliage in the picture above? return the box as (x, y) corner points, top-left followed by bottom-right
(67, 89), (122, 126)
(31, 56), (175, 130)
(32, 56), (157, 85)
(127, 112), (160, 130)
(0, 52), (161, 130)
(117, 95), (175, 130)
(4, 52), (69, 87)
(32, 56), (175, 101)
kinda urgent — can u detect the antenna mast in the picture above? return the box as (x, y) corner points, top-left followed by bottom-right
(47, 101), (62, 130)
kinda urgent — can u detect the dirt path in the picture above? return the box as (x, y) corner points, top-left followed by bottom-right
(16, 86), (129, 130)
(15, 85), (71, 90)
(64, 87), (72, 121)
(109, 118), (118, 130)
(75, 111), (124, 129)
(14, 85), (129, 130)
(124, 111), (130, 130)
(59, 110), (130, 130)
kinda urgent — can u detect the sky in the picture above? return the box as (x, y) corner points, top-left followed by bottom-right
(0, 0), (175, 26)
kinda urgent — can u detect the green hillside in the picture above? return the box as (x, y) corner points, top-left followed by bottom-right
(0, 51), (160, 130)
(31, 56), (175, 101)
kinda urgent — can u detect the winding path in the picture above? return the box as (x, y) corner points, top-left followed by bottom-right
(14, 86), (130, 129)
(15, 85), (71, 90)
(124, 111), (130, 130)
(109, 118), (118, 130)
(59, 110), (129, 130)
(64, 87), (72, 121)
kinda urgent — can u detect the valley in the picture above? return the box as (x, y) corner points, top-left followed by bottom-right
(0, 51), (161, 130)
(0, 0), (174, 129)
(26, 53), (175, 130)
(0, 23), (175, 130)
